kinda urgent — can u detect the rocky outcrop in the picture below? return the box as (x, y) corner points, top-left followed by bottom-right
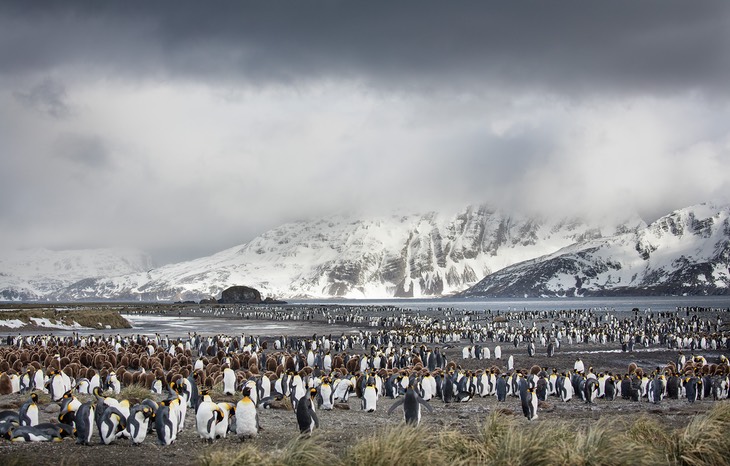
(218, 285), (262, 304)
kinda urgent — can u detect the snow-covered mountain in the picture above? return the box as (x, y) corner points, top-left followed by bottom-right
(51, 205), (639, 301)
(460, 203), (730, 297)
(0, 248), (154, 301)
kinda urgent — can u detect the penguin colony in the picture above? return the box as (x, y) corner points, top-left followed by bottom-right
(0, 304), (727, 446)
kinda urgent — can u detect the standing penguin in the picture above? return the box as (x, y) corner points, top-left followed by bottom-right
(651, 375), (665, 404)
(317, 377), (335, 410)
(18, 393), (39, 427)
(574, 358), (585, 374)
(584, 378), (599, 404)
(222, 367), (237, 396)
(496, 374), (508, 402)
(387, 384), (434, 426)
(547, 341), (555, 358)
(442, 372), (457, 404)
(295, 392), (319, 434)
(361, 378), (378, 412)
(521, 387), (538, 421)
(686, 377), (700, 403)
(196, 391), (224, 443)
(155, 399), (178, 446)
(236, 386), (260, 441)
(557, 373), (573, 402)
(74, 401), (95, 445)
(604, 376), (617, 401)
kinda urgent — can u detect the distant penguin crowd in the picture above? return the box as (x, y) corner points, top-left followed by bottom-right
(0, 303), (727, 444)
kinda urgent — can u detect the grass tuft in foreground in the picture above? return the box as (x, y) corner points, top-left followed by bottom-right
(197, 401), (730, 466)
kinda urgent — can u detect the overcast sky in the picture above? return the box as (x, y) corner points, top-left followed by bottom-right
(1, 1), (729, 264)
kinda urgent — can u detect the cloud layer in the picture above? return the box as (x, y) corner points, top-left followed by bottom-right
(1, 2), (729, 264)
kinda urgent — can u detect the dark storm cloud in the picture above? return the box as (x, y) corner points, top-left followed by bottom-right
(1, 1), (728, 97)
(1, 1), (729, 265)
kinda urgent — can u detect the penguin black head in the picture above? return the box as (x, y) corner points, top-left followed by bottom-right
(30, 393), (39, 403)
(242, 386), (252, 397)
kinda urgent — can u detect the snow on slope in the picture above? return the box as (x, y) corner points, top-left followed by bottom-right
(57, 205), (639, 301)
(461, 203), (730, 297)
(0, 248), (154, 301)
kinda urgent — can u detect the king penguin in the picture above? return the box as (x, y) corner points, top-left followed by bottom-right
(521, 387), (538, 421)
(74, 401), (95, 445)
(127, 404), (153, 445)
(97, 406), (126, 445)
(222, 367), (237, 396)
(236, 386), (260, 441)
(196, 390), (224, 443)
(496, 374), (508, 402)
(387, 384), (433, 426)
(361, 377), (378, 412)
(155, 399), (178, 446)
(18, 393), (39, 427)
(295, 392), (319, 435)
(317, 376), (335, 410)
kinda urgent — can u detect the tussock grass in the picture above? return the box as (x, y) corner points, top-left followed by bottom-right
(345, 424), (442, 466)
(198, 402), (730, 466)
(197, 435), (333, 466)
(198, 445), (265, 466)
(670, 402), (730, 466)
(271, 434), (336, 466)
(119, 384), (154, 401)
(0, 308), (131, 329)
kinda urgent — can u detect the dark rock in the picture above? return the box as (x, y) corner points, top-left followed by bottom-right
(218, 286), (262, 304)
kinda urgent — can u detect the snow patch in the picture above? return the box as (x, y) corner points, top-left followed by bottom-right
(29, 317), (82, 329)
(0, 319), (25, 328)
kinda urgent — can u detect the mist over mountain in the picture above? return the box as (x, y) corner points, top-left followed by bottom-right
(1, 202), (727, 302)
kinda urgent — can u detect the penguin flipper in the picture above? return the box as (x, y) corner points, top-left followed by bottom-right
(310, 409), (319, 429)
(417, 398), (434, 413)
(387, 398), (405, 415)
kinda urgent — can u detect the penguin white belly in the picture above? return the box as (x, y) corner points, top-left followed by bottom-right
(223, 370), (236, 396)
(236, 400), (258, 438)
(320, 385), (334, 409)
(214, 407), (230, 439)
(363, 387), (377, 412)
(196, 403), (218, 440)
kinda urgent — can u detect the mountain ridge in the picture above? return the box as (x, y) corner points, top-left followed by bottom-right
(459, 202), (730, 298)
(2, 202), (726, 302)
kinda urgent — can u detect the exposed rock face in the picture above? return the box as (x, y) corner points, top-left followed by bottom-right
(218, 286), (262, 304)
(36, 204), (650, 301)
(461, 203), (730, 297)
